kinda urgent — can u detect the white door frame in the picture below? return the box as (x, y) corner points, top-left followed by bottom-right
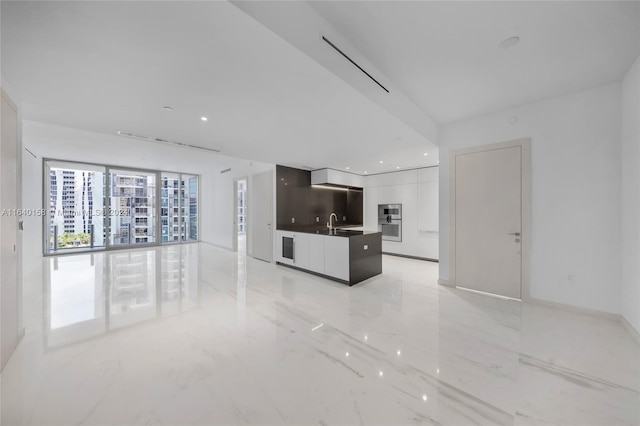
(1, 88), (24, 370)
(449, 138), (531, 300)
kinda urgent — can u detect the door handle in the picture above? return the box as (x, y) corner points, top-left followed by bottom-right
(507, 232), (520, 236)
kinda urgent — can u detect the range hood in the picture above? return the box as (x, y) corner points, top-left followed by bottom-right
(311, 169), (364, 189)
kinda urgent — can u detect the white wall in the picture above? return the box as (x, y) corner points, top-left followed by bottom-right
(21, 121), (272, 267)
(439, 83), (623, 315)
(200, 163), (274, 252)
(621, 55), (640, 334)
(20, 142), (43, 331)
(1, 75), (24, 370)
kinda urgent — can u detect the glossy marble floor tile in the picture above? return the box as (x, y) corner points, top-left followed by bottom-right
(1, 243), (638, 425)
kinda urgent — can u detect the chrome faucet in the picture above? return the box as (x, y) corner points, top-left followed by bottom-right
(328, 213), (338, 233)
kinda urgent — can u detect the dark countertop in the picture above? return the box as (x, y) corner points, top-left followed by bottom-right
(277, 225), (381, 238)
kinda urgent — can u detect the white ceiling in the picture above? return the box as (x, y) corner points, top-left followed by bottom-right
(1, 1), (438, 176)
(309, 1), (640, 123)
(3, 1), (639, 176)
(23, 121), (271, 176)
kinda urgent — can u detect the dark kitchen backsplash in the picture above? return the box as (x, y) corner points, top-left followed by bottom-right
(276, 165), (363, 229)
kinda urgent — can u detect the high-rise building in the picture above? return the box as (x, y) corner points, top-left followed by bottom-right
(49, 168), (105, 248)
(161, 175), (181, 242)
(188, 178), (198, 240)
(110, 173), (155, 245)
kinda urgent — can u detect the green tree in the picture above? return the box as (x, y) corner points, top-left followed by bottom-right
(56, 232), (91, 247)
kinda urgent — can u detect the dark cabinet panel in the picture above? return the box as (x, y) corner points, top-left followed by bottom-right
(276, 165), (362, 229)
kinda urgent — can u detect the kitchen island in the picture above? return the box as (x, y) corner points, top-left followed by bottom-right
(276, 227), (382, 286)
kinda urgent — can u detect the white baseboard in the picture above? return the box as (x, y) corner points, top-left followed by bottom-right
(438, 279), (454, 287)
(621, 315), (640, 345)
(199, 241), (234, 252)
(525, 296), (621, 322)
(526, 297), (640, 344)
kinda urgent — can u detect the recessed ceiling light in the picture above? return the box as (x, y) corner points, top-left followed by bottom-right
(201, 116), (208, 122)
(424, 153), (428, 156)
(345, 166), (350, 170)
(163, 106), (173, 111)
(379, 160), (384, 164)
(364, 171), (368, 174)
(396, 166), (400, 169)
(499, 36), (520, 49)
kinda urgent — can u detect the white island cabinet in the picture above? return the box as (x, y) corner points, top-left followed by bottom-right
(323, 236), (349, 281)
(276, 231), (348, 279)
(276, 230), (380, 285)
(308, 235), (325, 274)
(275, 230), (309, 270)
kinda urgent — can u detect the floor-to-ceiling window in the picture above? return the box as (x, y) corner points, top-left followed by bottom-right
(161, 173), (181, 243)
(44, 160), (199, 254)
(182, 174), (198, 242)
(237, 180), (246, 235)
(109, 169), (157, 246)
(44, 161), (106, 253)
(236, 179), (247, 254)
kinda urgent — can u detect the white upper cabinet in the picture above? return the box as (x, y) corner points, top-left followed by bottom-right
(364, 174), (378, 188)
(377, 171), (403, 186)
(377, 184), (402, 205)
(363, 167), (439, 260)
(402, 183), (418, 256)
(401, 169), (418, 184)
(418, 167), (438, 183)
(417, 180), (439, 260)
(364, 186), (379, 231)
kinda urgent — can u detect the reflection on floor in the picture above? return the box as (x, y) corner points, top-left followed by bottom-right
(45, 245), (199, 349)
(2, 243), (639, 425)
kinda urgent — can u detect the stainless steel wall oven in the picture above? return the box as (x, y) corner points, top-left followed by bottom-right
(378, 204), (402, 242)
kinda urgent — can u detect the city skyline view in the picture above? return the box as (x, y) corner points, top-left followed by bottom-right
(46, 161), (198, 253)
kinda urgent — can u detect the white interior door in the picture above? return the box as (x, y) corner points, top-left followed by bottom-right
(251, 170), (273, 262)
(1, 90), (20, 370)
(454, 146), (522, 299)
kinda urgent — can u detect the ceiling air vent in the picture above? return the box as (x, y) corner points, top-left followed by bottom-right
(321, 35), (389, 94)
(117, 131), (220, 153)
